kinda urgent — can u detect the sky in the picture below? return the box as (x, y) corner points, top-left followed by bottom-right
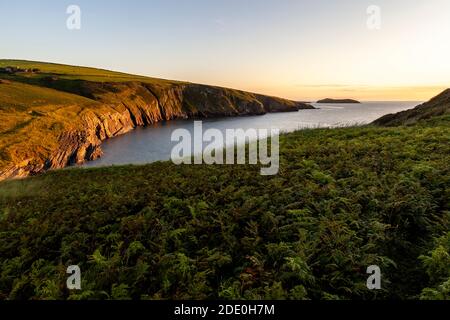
(1, 0), (449, 101)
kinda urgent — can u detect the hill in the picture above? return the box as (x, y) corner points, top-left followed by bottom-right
(0, 60), (313, 180)
(0, 112), (448, 300)
(373, 89), (450, 126)
(317, 98), (360, 104)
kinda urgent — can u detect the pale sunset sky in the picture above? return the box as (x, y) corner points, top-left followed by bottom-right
(1, 0), (449, 101)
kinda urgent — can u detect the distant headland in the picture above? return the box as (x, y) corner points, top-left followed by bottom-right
(317, 98), (361, 104)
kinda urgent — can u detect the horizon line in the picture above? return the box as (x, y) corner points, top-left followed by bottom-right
(0, 57), (447, 102)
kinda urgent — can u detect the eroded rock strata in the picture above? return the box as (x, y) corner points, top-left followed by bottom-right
(0, 81), (314, 180)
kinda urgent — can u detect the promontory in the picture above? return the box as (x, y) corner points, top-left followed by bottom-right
(317, 98), (361, 104)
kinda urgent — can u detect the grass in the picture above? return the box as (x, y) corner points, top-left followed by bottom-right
(0, 79), (111, 169)
(0, 59), (183, 86)
(0, 116), (448, 300)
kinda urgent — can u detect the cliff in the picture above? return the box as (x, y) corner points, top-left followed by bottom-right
(0, 60), (314, 180)
(373, 89), (450, 126)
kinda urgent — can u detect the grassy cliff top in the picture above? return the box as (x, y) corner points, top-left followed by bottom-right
(0, 59), (182, 85)
(0, 80), (103, 169)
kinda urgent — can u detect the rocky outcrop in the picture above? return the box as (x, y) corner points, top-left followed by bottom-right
(373, 89), (450, 126)
(0, 80), (314, 180)
(255, 94), (314, 112)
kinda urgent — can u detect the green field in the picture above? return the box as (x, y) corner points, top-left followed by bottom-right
(0, 60), (182, 85)
(0, 114), (448, 300)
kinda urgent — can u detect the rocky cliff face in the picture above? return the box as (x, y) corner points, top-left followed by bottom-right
(0, 80), (314, 180)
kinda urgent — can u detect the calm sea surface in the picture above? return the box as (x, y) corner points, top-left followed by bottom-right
(83, 101), (420, 167)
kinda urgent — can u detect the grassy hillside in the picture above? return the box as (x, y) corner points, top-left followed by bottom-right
(0, 80), (103, 170)
(0, 60), (181, 86)
(0, 114), (448, 300)
(374, 88), (450, 126)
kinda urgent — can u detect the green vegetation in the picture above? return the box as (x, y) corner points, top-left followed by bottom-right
(374, 89), (450, 126)
(0, 59), (182, 86)
(0, 80), (100, 169)
(0, 114), (448, 300)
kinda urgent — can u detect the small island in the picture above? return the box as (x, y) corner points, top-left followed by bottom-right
(317, 98), (361, 104)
